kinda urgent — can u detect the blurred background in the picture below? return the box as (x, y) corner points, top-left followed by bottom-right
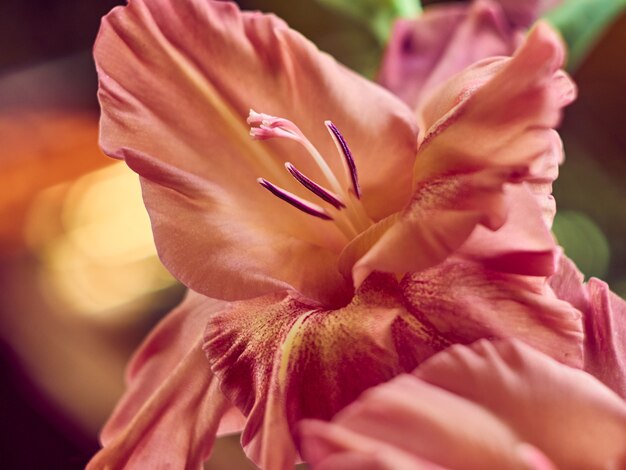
(0, 0), (624, 468)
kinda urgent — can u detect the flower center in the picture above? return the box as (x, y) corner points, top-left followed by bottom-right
(247, 110), (372, 239)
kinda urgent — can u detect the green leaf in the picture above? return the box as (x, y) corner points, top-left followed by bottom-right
(317, 0), (422, 45)
(544, 0), (626, 71)
(552, 211), (610, 279)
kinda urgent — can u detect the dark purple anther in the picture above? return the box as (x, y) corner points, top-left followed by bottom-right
(325, 121), (361, 199)
(285, 163), (346, 210)
(257, 178), (333, 220)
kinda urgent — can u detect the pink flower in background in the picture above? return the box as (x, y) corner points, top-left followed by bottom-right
(378, 0), (560, 110)
(301, 339), (626, 469)
(90, 0), (582, 467)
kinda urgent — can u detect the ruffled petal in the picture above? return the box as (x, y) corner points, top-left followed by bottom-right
(402, 260), (584, 367)
(301, 340), (626, 469)
(457, 183), (557, 275)
(548, 252), (589, 313)
(348, 23), (575, 281)
(203, 274), (447, 469)
(378, 0), (519, 110)
(549, 254), (626, 397)
(585, 279), (626, 399)
(416, 22), (575, 177)
(89, 291), (241, 469)
(95, 0), (418, 302)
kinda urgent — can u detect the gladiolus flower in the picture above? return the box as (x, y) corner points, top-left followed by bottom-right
(90, 0), (582, 468)
(301, 339), (626, 469)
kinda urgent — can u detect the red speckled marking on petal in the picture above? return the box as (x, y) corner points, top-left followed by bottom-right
(203, 273), (446, 468)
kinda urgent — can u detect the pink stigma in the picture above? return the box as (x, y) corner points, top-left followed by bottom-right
(247, 110), (305, 142)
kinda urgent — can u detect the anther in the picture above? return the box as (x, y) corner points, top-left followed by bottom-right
(325, 121), (361, 199)
(285, 162), (346, 210)
(257, 178), (333, 221)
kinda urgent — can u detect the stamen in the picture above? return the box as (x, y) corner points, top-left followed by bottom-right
(248, 109), (345, 197)
(325, 121), (361, 199)
(257, 178), (333, 221)
(285, 162), (346, 210)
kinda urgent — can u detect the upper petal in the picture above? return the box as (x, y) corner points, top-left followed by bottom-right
(415, 21), (575, 179)
(89, 291), (241, 469)
(346, 23), (575, 282)
(94, 0), (418, 303)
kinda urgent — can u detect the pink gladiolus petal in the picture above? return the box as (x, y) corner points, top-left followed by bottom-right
(585, 278), (626, 399)
(89, 291), (242, 469)
(378, 0), (519, 110)
(416, 22), (575, 177)
(416, 340), (626, 468)
(94, 0), (418, 304)
(348, 23), (575, 282)
(457, 184), (557, 275)
(301, 340), (626, 469)
(401, 260), (583, 367)
(201, 263), (583, 467)
(203, 273), (448, 469)
(549, 255), (626, 397)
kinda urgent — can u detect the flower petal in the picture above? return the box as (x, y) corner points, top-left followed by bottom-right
(402, 260), (584, 367)
(301, 340), (626, 469)
(349, 23), (574, 281)
(378, 0), (519, 110)
(203, 273), (447, 469)
(416, 21), (575, 178)
(457, 183), (557, 275)
(416, 340), (626, 468)
(348, 167), (545, 284)
(132, 154), (353, 305)
(89, 291), (240, 469)
(302, 419), (448, 470)
(549, 254), (626, 397)
(585, 279), (626, 399)
(95, 0), (418, 301)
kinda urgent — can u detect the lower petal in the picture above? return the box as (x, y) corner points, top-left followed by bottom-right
(301, 340), (626, 469)
(402, 260), (584, 367)
(416, 340), (626, 468)
(203, 273), (446, 469)
(90, 292), (239, 469)
(549, 255), (626, 397)
(585, 278), (626, 398)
